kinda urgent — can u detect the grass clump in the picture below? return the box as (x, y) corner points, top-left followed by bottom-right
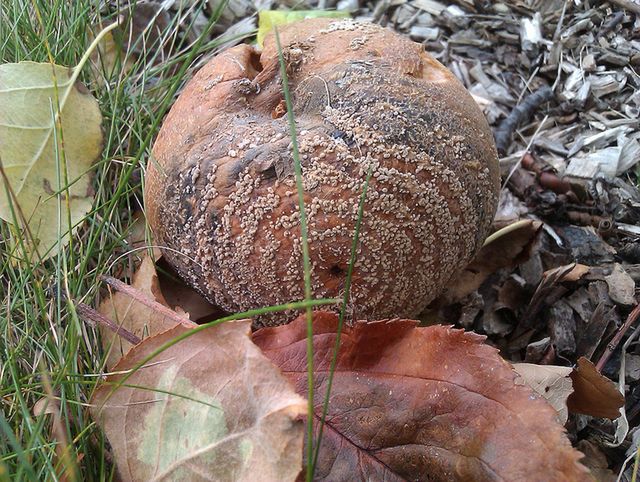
(0, 1), (236, 478)
(1, 4), (361, 480)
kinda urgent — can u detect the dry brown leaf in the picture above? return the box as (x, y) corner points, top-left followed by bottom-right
(123, 210), (149, 252)
(513, 363), (574, 424)
(98, 255), (177, 369)
(439, 219), (542, 303)
(156, 257), (224, 323)
(91, 321), (305, 482)
(568, 357), (625, 419)
(576, 440), (616, 482)
(253, 312), (589, 481)
(545, 263), (590, 283)
(604, 263), (636, 306)
(33, 397), (59, 417)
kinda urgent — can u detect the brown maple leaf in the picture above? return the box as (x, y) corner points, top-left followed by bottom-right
(253, 311), (590, 481)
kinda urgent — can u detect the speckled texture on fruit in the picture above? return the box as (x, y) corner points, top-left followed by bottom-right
(145, 18), (500, 327)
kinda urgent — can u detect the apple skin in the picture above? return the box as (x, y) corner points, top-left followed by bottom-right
(145, 19), (500, 327)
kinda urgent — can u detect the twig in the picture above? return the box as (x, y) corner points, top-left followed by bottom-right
(596, 301), (640, 372)
(566, 211), (613, 233)
(39, 365), (79, 482)
(600, 11), (626, 36)
(519, 152), (578, 200)
(501, 115), (549, 191)
(75, 302), (141, 345)
(99, 275), (196, 328)
(538, 171), (572, 195)
(608, 0), (640, 15)
(494, 86), (555, 155)
(482, 219), (533, 247)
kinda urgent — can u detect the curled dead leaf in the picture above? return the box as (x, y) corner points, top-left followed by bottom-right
(439, 219), (542, 303)
(568, 357), (625, 420)
(543, 263), (591, 283)
(253, 312), (589, 481)
(98, 255), (179, 369)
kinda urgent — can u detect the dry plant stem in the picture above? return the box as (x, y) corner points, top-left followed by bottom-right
(273, 28), (315, 482)
(501, 115), (549, 191)
(611, 321), (640, 446)
(75, 302), (141, 345)
(596, 300), (640, 372)
(49, 20), (120, 269)
(494, 86), (554, 155)
(608, 0), (640, 15)
(482, 219), (532, 247)
(632, 443), (640, 481)
(99, 275), (196, 329)
(34, 0), (75, 268)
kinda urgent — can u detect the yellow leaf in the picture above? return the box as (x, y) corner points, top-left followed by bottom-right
(257, 10), (350, 48)
(0, 61), (102, 259)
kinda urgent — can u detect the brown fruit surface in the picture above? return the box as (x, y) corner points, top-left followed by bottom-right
(146, 19), (500, 326)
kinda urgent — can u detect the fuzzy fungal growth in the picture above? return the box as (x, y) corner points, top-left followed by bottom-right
(145, 18), (500, 327)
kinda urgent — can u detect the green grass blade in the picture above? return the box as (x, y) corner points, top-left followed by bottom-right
(311, 167), (372, 471)
(273, 27), (316, 482)
(95, 298), (337, 407)
(0, 412), (37, 481)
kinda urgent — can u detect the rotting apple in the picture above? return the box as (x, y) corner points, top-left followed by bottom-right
(145, 18), (500, 327)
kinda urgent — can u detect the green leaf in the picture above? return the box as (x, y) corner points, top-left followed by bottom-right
(257, 10), (350, 48)
(0, 61), (102, 259)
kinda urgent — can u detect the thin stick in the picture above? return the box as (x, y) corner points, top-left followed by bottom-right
(482, 219), (532, 247)
(596, 300), (640, 372)
(72, 21), (121, 86)
(501, 114), (549, 191)
(99, 275), (196, 329)
(75, 302), (141, 345)
(608, 0), (640, 15)
(39, 365), (80, 482)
